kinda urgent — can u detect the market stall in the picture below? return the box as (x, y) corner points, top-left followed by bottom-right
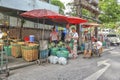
(0, 8), (88, 66)
(81, 23), (102, 58)
(20, 9), (69, 64)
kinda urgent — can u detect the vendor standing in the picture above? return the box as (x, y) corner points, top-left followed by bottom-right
(71, 27), (78, 59)
(50, 26), (59, 44)
(61, 30), (66, 42)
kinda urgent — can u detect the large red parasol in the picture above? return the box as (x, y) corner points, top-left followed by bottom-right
(66, 16), (87, 24)
(20, 9), (69, 41)
(20, 9), (68, 24)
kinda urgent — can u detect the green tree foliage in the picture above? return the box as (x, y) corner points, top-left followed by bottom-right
(51, 0), (65, 14)
(66, 2), (93, 21)
(66, 2), (76, 16)
(66, 2), (91, 17)
(99, 0), (120, 28)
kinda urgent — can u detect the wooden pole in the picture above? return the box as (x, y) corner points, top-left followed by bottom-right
(75, 0), (82, 46)
(94, 14), (99, 38)
(20, 18), (25, 39)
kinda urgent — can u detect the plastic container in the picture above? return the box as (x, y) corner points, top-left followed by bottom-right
(29, 35), (35, 42)
(24, 36), (29, 42)
(4, 46), (11, 56)
(39, 49), (49, 59)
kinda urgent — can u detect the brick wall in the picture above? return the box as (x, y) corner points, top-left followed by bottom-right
(0, 27), (51, 41)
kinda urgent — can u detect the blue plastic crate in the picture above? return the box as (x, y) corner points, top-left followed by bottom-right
(39, 50), (49, 59)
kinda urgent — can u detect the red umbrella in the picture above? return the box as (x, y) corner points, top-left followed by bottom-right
(67, 16), (87, 24)
(20, 9), (68, 24)
(20, 9), (68, 42)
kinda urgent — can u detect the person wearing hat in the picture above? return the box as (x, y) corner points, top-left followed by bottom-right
(83, 31), (92, 58)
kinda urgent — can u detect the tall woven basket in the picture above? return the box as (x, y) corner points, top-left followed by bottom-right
(11, 43), (22, 58)
(21, 44), (39, 62)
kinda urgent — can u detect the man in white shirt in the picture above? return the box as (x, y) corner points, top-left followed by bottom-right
(92, 39), (102, 56)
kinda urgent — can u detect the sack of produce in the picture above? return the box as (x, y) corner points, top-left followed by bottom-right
(48, 55), (54, 63)
(56, 50), (69, 58)
(58, 57), (67, 65)
(59, 47), (67, 51)
(51, 47), (59, 56)
(52, 56), (59, 64)
(48, 56), (58, 64)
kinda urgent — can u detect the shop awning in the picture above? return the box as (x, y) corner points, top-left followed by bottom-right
(82, 22), (100, 28)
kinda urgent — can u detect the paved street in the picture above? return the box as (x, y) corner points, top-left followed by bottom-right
(2, 46), (120, 80)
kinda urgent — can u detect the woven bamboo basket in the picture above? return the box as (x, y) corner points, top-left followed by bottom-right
(11, 43), (22, 58)
(11, 42), (24, 58)
(21, 44), (39, 62)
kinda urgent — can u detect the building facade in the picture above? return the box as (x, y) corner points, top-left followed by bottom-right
(0, 0), (59, 28)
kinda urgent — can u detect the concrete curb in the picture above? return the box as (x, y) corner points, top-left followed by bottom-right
(8, 62), (36, 70)
(0, 62), (36, 71)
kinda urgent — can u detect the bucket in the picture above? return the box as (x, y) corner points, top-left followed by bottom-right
(29, 35), (35, 42)
(24, 36), (29, 42)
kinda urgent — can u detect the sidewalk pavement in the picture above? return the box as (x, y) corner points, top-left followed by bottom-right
(0, 57), (36, 71)
(0, 47), (116, 71)
(103, 47), (115, 52)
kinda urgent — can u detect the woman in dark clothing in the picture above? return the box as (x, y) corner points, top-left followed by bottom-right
(61, 30), (66, 42)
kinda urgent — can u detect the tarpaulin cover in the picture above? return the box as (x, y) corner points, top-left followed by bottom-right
(82, 23), (100, 28)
